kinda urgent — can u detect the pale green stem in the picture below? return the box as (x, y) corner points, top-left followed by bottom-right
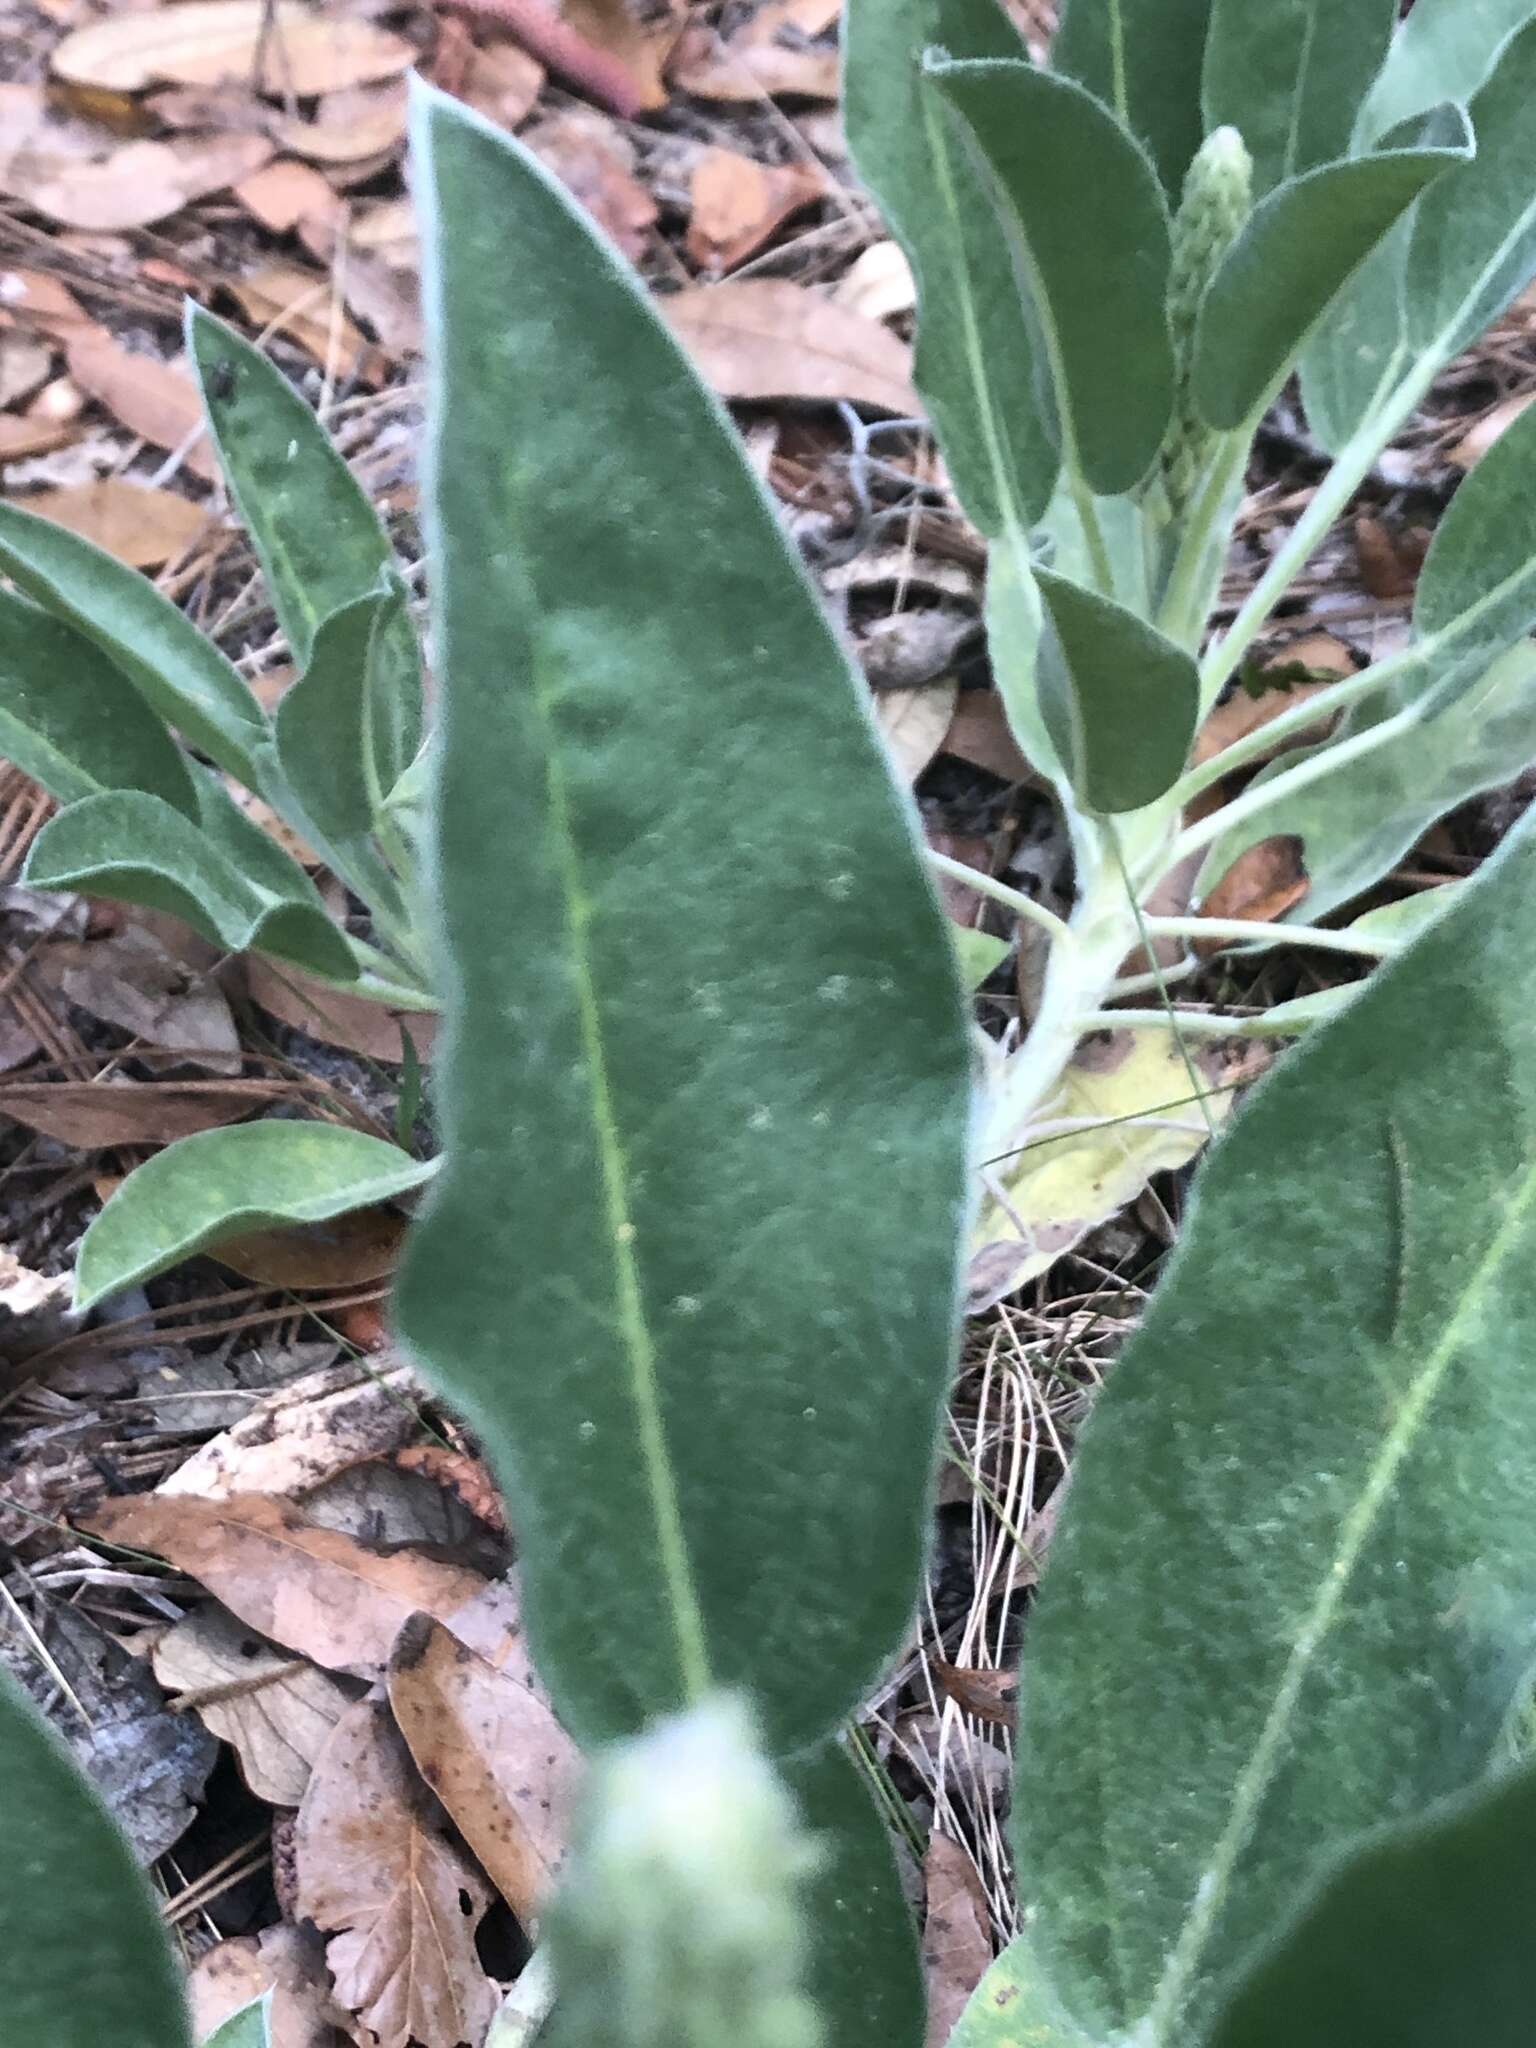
(1167, 645), (1421, 810)
(1166, 696), (1422, 873)
(1109, 955), (1198, 1000)
(1069, 471), (1117, 596)
(1156, 428), (1250, 652)
(1142, 914), (1395, 959)
(1076, 1006), (1284, 1037)
(1108, 823), (1217, 1139)
(1201, 362), (1433, 701)
(926, 851), (1073, 945)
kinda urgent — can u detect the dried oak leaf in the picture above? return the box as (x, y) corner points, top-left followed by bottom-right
(12, 475), (208, 566)
(52, 1), (415, 98)
(0, 1073), (287, 1147)
(79, 1490), (492, 1677)
(388, 1613), (579, 1926)
(3, 131), (272, 234)
(663, 278), (919, 414)
(151, 1600), (355, 1806)
(921, 1833), (995, 2048)
(296, 1694), (499, 2048)
(686, 145), (826, 271)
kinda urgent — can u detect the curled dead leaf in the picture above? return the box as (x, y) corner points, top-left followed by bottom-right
(3, 131), (272, 233)
(79, 1489), (495, 1678)
(296, 1695), (498, 2048)
(64, 326), (218, 478)
(922, 1833), (995, 2048)
(686, 144), (827, 270)
(240, 952), (436, 1062)
(930, 1659), (1018, 1729)
(663, 278), (919, 413)
(387, 1613), (579, 1925)
(210, 1203), (408, 1291)
(875, 679), (958, 785)
(224, 261), (379, 383)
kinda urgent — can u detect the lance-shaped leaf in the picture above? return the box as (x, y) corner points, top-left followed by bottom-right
(1203, 0), (1398, 197)
(783, 1742), (926, 2048)
(1193, 127), (1470, 429)
(205, 1998), (272, 2048)
(1303, 17), (1536, 448)
(395, 85), (970, 1756)
(0, 1669), (192, 2048)
(842, 0), (1055, 535)
(0, 499), (266, 786)
(75, 1120), (435, 1310)
(275, 586), (406, 842)
(1035, 568), (1199, 813)
(1198, 642), (1536, 922)
(24, 789), (359, 984)
(1354, 0), (1536, 144)
(1049, 0), (1214, 200)
(1016, 807), (1536, 2042)
(1413, 367), (1536, 676)
(1208, 1762), (1536, 2048)
(187, 306), (422, 791)
(0, 587), (197, 813)
(925, 55), (1174, 497)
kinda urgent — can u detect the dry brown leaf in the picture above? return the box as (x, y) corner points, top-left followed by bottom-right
(523, 107), (657, 262)
(1450, 389), (1536, 470)
(187, 1927), (343, 2047)
(563, 0), (677, 109)
(211, 1204), (407, 1291)
(10, 477), (208, 566)
(925, 828), (993, 926)
(3, 131), (272, 232)
(670, 19), (840, 99)
(922, 1833), (994, 2048)
(875, 679), (958, 785)
(234, 156), (345, 233)
(268, 81), (407, 165)
(388, 1613), (579, 1925)
(1192, 633), (1351, 768)
(1196, 833), (1308, 943)
(832, 238), (916, 322)
(225, 262), (377, 383)
(0, 265), (96, 340)
(0, 414), (78, 461)
(152, 1600), (354, 1806)
(942, 689), (1035, 783)
(53, 1), (415, 97)
(241, 952), (436, 1062)
(156, 1359), (421, 1503)
(1353, 513), (1427, 601)
(296, 1695), (499, 2048)
(930, 1659), (1018, 1729)
(394, 1447), (506, 1536)
(456, 37), (545, 130)
(79, 1492), (492, 1678)
(664, 279), (918, 413)
(0, 1075), (284, 1146)
(686, 144), (826, 270)
(37, 924), (240, 1071)
(64, 327), (219, 480)
(0, 335), (53, 408)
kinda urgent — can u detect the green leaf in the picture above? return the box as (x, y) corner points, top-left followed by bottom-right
(24, 788), (359, 984)
(1304, 18), (1536, 448)
(842, 0), (1055, 535)
(1192, 131), (1470, 430)
(946, 1932), (1094, 2048)
(1198, 641), (1536, 920)
(0, 1668), (192, 2048)
(784, 1742), (924, 2048)
(0, 499), (266, 786)
(1049, 0), (1214, 199)
(1015, 805), (1536, 2041)
(274, 587), (404, 840)
(1413, 386), (1536, 686)
(75, 1120), (435, 1310)
(0, 587), (197, 813)
(952, 925), (1010, 988)
(1355, 0), (1536, 143)
(926, 55), (1175, 496)
(204, 1995), (272, 2048)
(395, 85), (970, 1755)
(1034, 568), (1199, 813)
(1207, 1762), (1536, 2048)
(1203, 0), (1398, 197)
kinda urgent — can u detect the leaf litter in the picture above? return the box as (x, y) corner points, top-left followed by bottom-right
(3, 0), (1534, 2033)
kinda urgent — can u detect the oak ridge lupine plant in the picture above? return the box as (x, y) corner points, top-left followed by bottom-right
(7, 2), (1536, 2045)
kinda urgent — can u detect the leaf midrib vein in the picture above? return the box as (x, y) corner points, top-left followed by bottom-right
(1144, 1130), (1536, 2040)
